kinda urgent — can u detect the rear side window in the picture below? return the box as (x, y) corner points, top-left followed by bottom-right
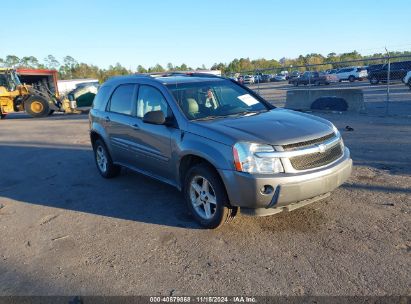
(108, 84), (135, 115)
(92, 86), (110, 111)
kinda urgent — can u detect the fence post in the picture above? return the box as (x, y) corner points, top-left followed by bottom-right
(385, 56), (391, 116)
(307, 65), (312, 104)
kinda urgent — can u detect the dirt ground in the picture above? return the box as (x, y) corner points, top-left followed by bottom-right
(0, 111), (410, 296)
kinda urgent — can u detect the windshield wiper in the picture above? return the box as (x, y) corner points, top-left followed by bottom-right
(228, 110), (262, 117)
(192, 115), (224, 121)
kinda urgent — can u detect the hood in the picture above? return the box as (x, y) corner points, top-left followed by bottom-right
(187, 109), (334, 146)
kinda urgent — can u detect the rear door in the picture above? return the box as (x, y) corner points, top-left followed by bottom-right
(104, 84), (138, 164)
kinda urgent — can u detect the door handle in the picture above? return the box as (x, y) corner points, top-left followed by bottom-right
(104, 116), (110, 123)
(131, 124), (140, 130)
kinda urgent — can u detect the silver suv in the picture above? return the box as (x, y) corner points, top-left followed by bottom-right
(89, 73), (352, 228)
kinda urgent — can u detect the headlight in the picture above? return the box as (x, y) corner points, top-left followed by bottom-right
(233, 142), (284, 174)
(332, 124), (344, 147)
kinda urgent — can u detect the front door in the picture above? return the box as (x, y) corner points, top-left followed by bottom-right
(127, 85), (174, 181)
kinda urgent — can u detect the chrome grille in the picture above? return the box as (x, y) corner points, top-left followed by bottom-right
(282, 133), (335, 151)
(289, 143), (343, 170)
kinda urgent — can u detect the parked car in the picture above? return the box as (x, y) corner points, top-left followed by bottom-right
(289, 71), (338, 86)
(326, 69), (338, 74)
(368, 61), (411, 85)
(261, 74), (271, 83)
(237, 75), (244, 84)
(288, 71), (301, 83)
(403, 70), (411, 89)
(271, 74), (287, 82)
(243, 75), (255, 84)
(253, 74), (262, 83)
(89, 73), (352, 228)
(336, 66), (368, 82)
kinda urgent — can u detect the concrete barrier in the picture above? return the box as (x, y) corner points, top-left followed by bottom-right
(285, 89), (366, 113)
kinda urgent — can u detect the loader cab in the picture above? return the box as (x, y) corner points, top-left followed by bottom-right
(0, 70), (21, 91)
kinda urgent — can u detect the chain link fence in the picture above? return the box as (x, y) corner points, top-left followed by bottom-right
(231, 55), (411, 117)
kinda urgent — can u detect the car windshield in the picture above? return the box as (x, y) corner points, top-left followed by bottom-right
(167, 80), (269, 120)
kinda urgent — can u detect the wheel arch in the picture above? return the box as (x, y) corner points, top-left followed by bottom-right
(177, 153), (233, 207)
(89, 123), (112, 155)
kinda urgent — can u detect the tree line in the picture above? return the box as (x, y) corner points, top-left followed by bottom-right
(211, 50), (411, 75)
(1, 50), (410, 81)
(0, 55), (202, 82)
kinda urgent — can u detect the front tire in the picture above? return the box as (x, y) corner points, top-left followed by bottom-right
(24, 95), (50, 118)
(93, 139), (121, 178)
(348, 75), (355, 82)
(183, 163), (236, 229)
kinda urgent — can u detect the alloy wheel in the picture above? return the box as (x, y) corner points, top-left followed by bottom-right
(189, 175), (217, 220)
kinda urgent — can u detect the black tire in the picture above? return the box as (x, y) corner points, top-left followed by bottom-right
(0, 108), (6, 120)
(348, 75), (355, 82)
(24, 95), (50, 118)
(93, 139), (121, 178)
(370, 77), (379, 85)
(183, 163), (237, 229)
(408, 80), (411, 90)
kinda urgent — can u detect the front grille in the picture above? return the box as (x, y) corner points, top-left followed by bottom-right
(289, 143), (343, 170)
(282, 133), (335, 151)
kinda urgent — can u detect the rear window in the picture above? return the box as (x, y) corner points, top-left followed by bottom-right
(92, 86), (111, 111)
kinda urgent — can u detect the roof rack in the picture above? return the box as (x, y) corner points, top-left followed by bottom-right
(146, 71), (223, 79)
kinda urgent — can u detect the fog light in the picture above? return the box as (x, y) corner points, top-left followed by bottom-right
(260, 185), (274, 195)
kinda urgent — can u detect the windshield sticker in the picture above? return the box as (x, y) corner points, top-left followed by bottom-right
(238, 94), (259, 106)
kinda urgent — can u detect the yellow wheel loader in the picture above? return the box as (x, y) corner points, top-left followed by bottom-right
(0, 68), (78, 119)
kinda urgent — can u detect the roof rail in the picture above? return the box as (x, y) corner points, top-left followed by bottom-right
(147, 71), (223, 78)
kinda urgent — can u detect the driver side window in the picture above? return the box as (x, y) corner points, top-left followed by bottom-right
(137, 85), (169, 118)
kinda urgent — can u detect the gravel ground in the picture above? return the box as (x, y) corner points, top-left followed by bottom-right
(0, 112), (410, 296)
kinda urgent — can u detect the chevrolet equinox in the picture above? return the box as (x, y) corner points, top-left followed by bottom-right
(89, 73), (352, 228)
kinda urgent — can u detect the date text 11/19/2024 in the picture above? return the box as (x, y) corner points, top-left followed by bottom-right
(149, 296), (257, 303)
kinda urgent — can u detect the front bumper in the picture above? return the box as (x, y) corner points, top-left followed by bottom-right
(218, 147), (352, 214)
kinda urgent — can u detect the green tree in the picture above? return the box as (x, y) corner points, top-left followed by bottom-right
(44, 55), (60, 70)
(148, 64), (165, 73)
(19, 56), (40, 68)
(5, 55), (20, 67)
(137, 65), (147, 73)
(166, 62), (174, 71)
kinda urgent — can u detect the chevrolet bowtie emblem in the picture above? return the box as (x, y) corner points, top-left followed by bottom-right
(317, 144), (327, 153)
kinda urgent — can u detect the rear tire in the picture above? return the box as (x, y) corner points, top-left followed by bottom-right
(348, 75), (355, 82)
(24, 95), (50, 118)
(183, 163), (236, 229)
(93, 139), (121, 178)
(370, 76), (379, 85)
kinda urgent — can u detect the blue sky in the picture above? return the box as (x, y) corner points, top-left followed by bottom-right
(1, 0), (410, 69)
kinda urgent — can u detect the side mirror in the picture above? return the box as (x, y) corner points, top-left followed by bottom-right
(143, 110), (166, 125)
